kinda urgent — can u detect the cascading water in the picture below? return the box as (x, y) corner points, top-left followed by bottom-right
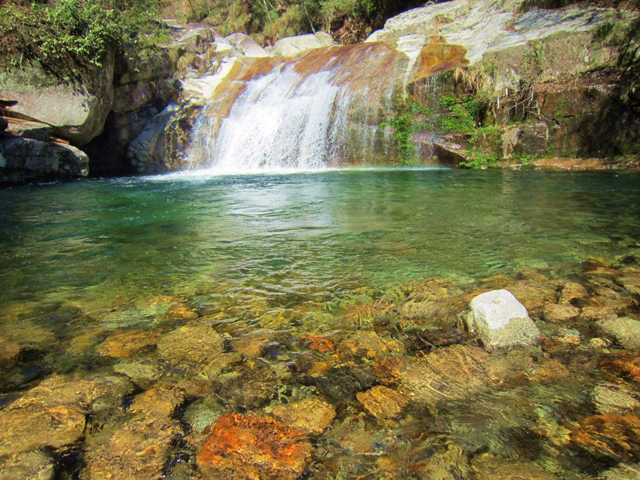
(189, 64), (344, 172)
(185, 40), (469, 173)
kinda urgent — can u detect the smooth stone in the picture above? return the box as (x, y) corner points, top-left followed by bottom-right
(593, 383), (640, 415)
(337, 331), (405, 362)
(273, 32), (334, 57)
(267, 397), (336, 435)
(600, 463), (640, 480)
(0, 451), (54, 480)
(96, 331), (159, 357)
(543, 303), (580, 323)
(466, 290), (540, 349)
(357, 385), (408, 420)
(156, 323), (225, 365)
(0, 404), (86, 455)
(598, 317), (640, 351)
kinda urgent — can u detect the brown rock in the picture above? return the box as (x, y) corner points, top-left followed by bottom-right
(581, 306), (618, 322)
(528, 359), (571, 383)
(231, 330), (275, 358)
(559, 281), (588, 304)
(15, 373), (132, 413)
(0, 338), (20, 366)
(96, 331), (159, 357)
(357, 385), (408, 420)
(157, 324), (224, 364)
(543, 303), (580, 323)
(397, 345), (490, 408)
(0, 451), (54, 480)
(0, 404), (86, 455)
(128, 387), (184, 420)
(619, 273), (640, 295)
(268, 397), (336, 435)
(603, 356), (640, 382)
(301, 334), (335, 353)
(337, 331), (405, 362)
(197, 413), (313, 480)
(508, 281), (556, 312)
(471, 454), (559, 479)
(166, 302), (198, 320)
(570, 414), (640, 461)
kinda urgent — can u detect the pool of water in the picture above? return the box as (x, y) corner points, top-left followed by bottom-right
(2, 168), (640, 478)
(2, 168), (639, 316)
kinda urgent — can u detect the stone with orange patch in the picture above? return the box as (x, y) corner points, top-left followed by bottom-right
(570, 414), (640, 461)
(302, 334), (335, 353)
(603, 356), (640, 383)
(197, 413), (313, 480)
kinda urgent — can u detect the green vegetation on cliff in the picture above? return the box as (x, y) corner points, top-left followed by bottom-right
(0, 0), (167, 78)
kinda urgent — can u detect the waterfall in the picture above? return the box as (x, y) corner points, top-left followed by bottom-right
(185, 40), (468, 173)
(189, 64), (343, 172)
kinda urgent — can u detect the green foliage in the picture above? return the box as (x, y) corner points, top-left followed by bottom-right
(459, 148), (499, 169)
(379, 101), (427, 166)
(438, 95), (479, 133)
(0, 0), (163, 77)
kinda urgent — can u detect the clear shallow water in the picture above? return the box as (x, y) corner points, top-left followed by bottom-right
(1, 168), (640, 319)
(3, 168), (640, 478)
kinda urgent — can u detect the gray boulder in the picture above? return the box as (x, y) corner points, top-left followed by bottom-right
(0, 137), (89, 182)
(466, 289), (540, 349)
(225, 33), (268, 57)
(0, 53), (115, 145)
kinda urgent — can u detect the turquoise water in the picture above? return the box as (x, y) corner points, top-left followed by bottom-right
(1, 168), (639, 318)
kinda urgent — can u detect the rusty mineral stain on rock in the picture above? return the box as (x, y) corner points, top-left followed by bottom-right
(198, 413), (313, 480)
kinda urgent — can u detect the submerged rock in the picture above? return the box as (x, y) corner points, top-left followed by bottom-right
(600, 463), (640, 480)
(357, 385), (408, 420)
(337, 331), (405, 362)
(197, 413), (313, 480)
(267, 397), (336, 435)
(570, 414), (640, 462)
(157, 323), (225, 365)
(598, 317), (640, 352)
(0, 451), (54, 480)
(471, 454), (559, 479)
(593, 383), (640, 415)
(83, 387), (184, 480)
(0, 404), (85, 455)
(0, 338), (21, 367)
(466, 290), (540, 349)
(96, 330), (159, 357)
(543, 303), (580, 323)
(214, 363), (278, 409)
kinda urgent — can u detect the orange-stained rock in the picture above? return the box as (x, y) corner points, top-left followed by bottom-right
(570, 414), (640, 461)
(197, 413), (313, 480)
(267, 397), (336, 435)
(413, 36), (469, 81)
(302, 334), (335, 353)
(357, 385), (408, 420)
(96, 331), (159, 357)
(166, 303), (198, 320)
(603, 356), (640, 382)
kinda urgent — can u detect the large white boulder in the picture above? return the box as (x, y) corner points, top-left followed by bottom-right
(466, 289), (540, 349)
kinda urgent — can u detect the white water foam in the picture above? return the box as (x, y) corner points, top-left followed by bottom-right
(188, 62), (348, 172)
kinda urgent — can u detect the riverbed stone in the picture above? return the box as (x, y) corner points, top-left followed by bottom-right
(466, 290), (540, 349)
(471, 454), (559, 479)
(113, 360), (164, 386)
(570, 414), (640, 461)
(395, 345), (490, 408)
(559, 280), (588, 304)
(357, 385), (408, 420)
(96, 330), (159, 357)
(0, 451), (54, 480)
(267, 397), (336, 435)
(197, 413), (313, 480)
(0, 404), (86, 455)
(600, 463), (640, 480)
(598, 317), (640, 352)
(593, 383), (640, 415)
(543, 303), (580, 323)
(337, 331), (405, 362)
(0, 338), (21, 367)
(213, 363), (278, 409)
(157, 323), (225, 365)
(581, 306), (618, 322)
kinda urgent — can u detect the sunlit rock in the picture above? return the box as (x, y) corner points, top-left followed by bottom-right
(593, 383), (640, 415)
(0, 450), (54, 480)
(598, 317), (640, 352)
(558, 280), (588, 304)
(357, 385), (408, 420)
(570, 414), (640, 462)
(466, 290), (540, 349)
(267, 397), (336, 435)
(273, 32), (334, 57)
(471, 453), (559, 479)
(542, 303), (580, 323)
(225, 33), (269, 57)
(96, 330), (159, 357)
(197, 413), (313, 480)
(0, 404), (85, 455)
(337, 331), (405, 362)
(157, 323), (225, 365)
